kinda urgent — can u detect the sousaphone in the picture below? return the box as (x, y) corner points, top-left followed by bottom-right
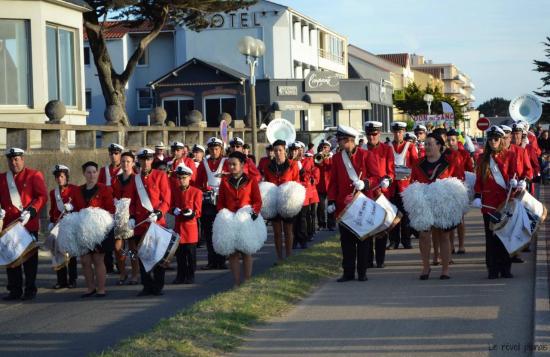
(266, 118), (296, 144)
(509, 94), (543, 124)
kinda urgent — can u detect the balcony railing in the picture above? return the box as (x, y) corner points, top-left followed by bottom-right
(318, 48), (344, 65)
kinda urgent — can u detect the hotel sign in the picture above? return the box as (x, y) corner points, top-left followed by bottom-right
(305, 71), (340, 92)
(277, 86), (298, 96)
(210, 11), (266, 28)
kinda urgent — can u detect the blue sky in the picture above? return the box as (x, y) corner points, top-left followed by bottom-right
(276, 0), (550, 107)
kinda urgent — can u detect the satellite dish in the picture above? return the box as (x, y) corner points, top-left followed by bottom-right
(509, 94), (543, 124)
(266, 118), (296, 144)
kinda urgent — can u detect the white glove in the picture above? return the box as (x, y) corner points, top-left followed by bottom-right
(0, 208), (5, 220)
(47, 222), (54, 231)
(522, 137), (529, 146)
(471, 198), (482, 209)
(173, 207), (182, 216)
(297, 161), (303, 170)
(327, 204), (336, 214)
(380, 178), (391, 189)
(19, 210), (31, 226)
(517, 180), (527, 191)
(63, 202), (74, 212)
(509, 178), (518, 188)
(128, 219), (136, 230)
(353, 180), (365, 191)
(147, 212), (158, 223)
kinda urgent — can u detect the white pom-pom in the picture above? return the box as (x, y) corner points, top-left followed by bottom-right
(212, 208), (237, 256)
(401, 182), (433, 231)
(464, 171), (476, 203)
(277, 181), (306, 218)
(430, 178), (469, 229)
(57, 212), (87, 256)
(234, 205), (267, 255)
(114, 198), (134, 240)
(259, 181), (278, 219)
(77, 207), (114, 251)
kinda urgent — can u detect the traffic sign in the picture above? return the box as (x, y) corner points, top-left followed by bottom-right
(477, 117), (490, 131)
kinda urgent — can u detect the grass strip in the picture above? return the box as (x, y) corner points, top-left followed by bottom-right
(96, 236), (341, 357)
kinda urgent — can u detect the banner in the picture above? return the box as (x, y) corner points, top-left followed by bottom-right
(411, 113), (455, 129)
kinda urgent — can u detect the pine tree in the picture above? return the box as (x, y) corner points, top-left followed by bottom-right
(533, 36), (550, 122)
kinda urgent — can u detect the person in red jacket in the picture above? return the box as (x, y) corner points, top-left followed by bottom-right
(258, 145), (274, 177)
(511, 123), (539, 190)
(171, 163), (202, 284)
(363, 121), (395, 269)
(111, 152), (140, 286)
(48, 164), (79, 289)
(70, 161), (115, 298)
(388, 121), (418, 250)
(195, 137), (228, 270)
(263, 139), (300, 262)
(472, 126), (518, 279)
(0, 148), (48, 301)
(152, 142), (168, 169)
(327, 125), (378, 282)
(414, 124), (427, 158)
(128, 148), (172, 296)
(410, 134), (460, 281)
(167, 141), (197, 183)
(217, 151), (263, 286)
(315, 140), (335, 231)
(227, 137), (261, 182)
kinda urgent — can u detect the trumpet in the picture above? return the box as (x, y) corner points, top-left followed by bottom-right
(314, 152), (331, 164)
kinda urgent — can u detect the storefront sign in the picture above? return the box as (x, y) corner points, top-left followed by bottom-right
(277, 86), (298, 96)
(305, 71), (340, 92)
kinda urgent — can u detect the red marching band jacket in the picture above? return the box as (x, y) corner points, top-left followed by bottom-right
(315, 155), (332, 195)
(195, 157), (226, 192)
(474, 150), (518, 215)
(49, 184), (80, 223)
(262, 159), (300, 186)
(410, 155), (458, 184)
(216, 174), (262, 214)
(130, 169), (171, 237)
(98, 164), (122, 187)
(445, 148), (474, 181)
(387, 140), (418, 197)
(258, 156), (270, 177)
(327, 148), (377, 217)
(168, 156), (197, 183)
(0, 168), (48, 232)
(70, 183), (115, 214)
(297, 157), (320, 206)
(416, 141), (426, 159)
(508, 144), (534, 181)
(364, 142), (395, 198)
(223, 157), (261, 183)
(170, 183), (202, 244)
(111, 173), (137, 200)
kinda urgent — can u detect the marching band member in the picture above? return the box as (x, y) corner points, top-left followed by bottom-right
(258, 145), (274, 177)
(192, 144), (206, 168)
(243, 143), (256, 162)
(98, 143), (123, 273)
(227, 137), (261, 181)
(111, 152), (140, 285)
(327, 126), (376, 282)
(129, 148), (171, 296)
(171, 163), (202, 284)
(472, 126), (518, 279)
(168, 141), (197, 180)
(263, 139), (300, 262)
(0, 148), (48, 301)
(410, 133), (459, 280)
(363, 121), (395, 269)
(196, 137), (228, 270)
(216, 151), (263, 286)
(388, 121), (418, 250)
(447, 129), (474, 255)
(315, 140), (335, 231)
(153, 142), (167, 167)
(511, 122), (538, 191)
(414, 124), (427, 158)
(71, 161), (115, 297)
(48, 165), (79, 289)
(302, 143), (320, 241)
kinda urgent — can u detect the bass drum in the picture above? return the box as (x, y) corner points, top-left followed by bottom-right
(0, 222), (38, 268)
(138, 223), (179, 273)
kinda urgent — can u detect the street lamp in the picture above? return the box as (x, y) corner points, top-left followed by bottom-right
(423, 94), (434, 115)
(238, 36), (265, 162)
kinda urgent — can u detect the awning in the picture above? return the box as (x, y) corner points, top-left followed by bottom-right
(273, 101), (310, 111)
(340, 100), (372, 110)
(303, 93), (342, 104)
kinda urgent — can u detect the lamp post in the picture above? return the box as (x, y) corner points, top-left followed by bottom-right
(238, 36), (265, 162)
(423, 93), (434, 115)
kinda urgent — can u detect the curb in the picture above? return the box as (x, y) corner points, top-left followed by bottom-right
(534, 185), (550, 356)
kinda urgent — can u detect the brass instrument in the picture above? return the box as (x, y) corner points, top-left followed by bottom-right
(314, 152), (330, 164)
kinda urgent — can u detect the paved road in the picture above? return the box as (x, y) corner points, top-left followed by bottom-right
(0, 224), (333, 357)
(235, 208), (538, 357)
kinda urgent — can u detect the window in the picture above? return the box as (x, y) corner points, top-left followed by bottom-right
(323, 104), (336, 128)
(204, 96), (236, 127)
(83, 47), (90, 66)
(137, 88), (153, 110)
(0, 19), (31, 105)
(47, 24), (76, 107)
(162, 96), (194, 126)
(85, 89), (91, 110)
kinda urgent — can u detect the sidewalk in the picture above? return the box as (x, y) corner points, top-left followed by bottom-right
(234, 208), (538, 356)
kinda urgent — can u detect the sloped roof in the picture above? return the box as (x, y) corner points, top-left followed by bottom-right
(413, 66), (444, 79)
(377, 53), (410, 68)
(83, 20), (174, 41)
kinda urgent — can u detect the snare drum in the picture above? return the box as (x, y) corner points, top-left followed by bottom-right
(337, 192), (386, 241)
(370, 193), (402, 238)
(0, 222), (38, 268)
(138, 223), (180, 272)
